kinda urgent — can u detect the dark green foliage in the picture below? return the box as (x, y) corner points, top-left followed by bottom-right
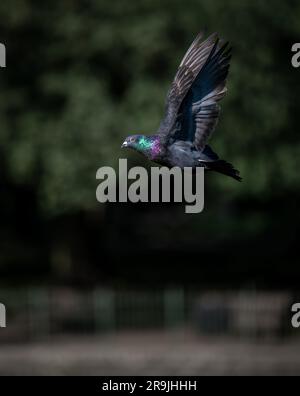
(1, 0), (299, 210)
(0, 0), (300, 283)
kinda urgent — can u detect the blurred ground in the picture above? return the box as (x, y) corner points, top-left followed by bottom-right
(1, 330), (300, 376)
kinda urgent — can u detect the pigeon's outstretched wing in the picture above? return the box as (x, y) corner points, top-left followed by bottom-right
(157, 33), (219, 147)
(175, 39), (232, 151)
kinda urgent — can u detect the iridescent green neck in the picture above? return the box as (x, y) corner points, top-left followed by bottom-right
(138, 136), (154, 150)
(136, 136), (162, 159)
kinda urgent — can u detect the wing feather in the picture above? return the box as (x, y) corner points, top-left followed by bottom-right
(157, 33), (219, 147)
(192, 42), (231, 150)
(173, 39), (232, 150)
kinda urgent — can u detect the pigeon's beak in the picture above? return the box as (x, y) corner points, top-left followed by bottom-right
(121, 141), (128, 148)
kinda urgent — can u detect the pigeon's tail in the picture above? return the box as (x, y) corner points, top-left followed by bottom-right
(207, 160), (242, 182)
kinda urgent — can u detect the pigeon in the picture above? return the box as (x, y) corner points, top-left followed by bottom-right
(121, 32), (241, 181)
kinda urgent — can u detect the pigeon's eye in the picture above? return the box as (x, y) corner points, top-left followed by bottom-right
(129, 137), (135, 142)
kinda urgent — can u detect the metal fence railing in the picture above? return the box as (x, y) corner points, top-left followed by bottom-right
(0, 288), (298, 342)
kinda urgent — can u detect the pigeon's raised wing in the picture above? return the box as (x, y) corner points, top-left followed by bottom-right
(174, 39), (232, 151)
(157, 33), (219, 147)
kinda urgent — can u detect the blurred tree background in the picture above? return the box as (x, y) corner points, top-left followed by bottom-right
(0, 0), (300, 288)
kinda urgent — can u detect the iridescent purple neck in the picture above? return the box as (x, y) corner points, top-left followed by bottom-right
(149, 136), (163, 159)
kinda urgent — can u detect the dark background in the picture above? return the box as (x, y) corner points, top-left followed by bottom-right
(1, 0), (299, 288)
(0, 0), (300, 376)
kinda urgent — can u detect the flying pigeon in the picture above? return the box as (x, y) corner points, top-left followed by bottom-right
(121, 32), (241, 181)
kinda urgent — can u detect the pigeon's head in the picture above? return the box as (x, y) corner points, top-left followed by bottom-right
(121, 134), (143, 150)
(121, 135), (161, 158)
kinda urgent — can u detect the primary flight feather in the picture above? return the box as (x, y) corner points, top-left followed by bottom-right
(121, 32), (241, 181)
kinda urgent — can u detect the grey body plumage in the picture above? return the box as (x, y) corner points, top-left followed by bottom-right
(165, 141), (217, 168)
(122, 32), (241, 181)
